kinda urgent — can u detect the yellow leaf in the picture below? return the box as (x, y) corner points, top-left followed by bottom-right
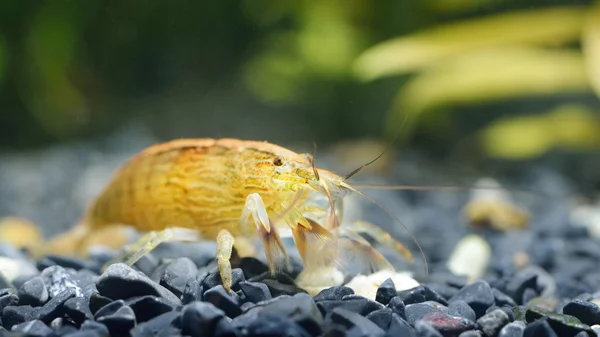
(479, 113), (553, 159)
(352, 6), (586, 81)
(477, 104), (600, 160)
(582, 1), (600, 99)
(383, 47), (590, 139)
(548, 104), (600, 151)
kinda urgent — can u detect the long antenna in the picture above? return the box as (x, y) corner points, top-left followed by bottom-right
(344, 112), (410, 181)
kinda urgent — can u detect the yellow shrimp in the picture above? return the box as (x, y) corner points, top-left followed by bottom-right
(44, 138), (420, 293)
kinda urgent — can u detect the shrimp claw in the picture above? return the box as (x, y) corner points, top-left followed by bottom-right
(242, 193), (289, 274)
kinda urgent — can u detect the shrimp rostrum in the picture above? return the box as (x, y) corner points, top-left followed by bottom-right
(46, 138), (420, 293)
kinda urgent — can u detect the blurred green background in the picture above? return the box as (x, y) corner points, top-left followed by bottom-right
(1, 0), (600, 178)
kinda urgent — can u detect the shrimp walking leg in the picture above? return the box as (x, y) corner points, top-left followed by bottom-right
(216, 229), (235, 293)
(241, 193), (289, 273)
(343, 220), (414, 262)
(101, 228), (201, 271)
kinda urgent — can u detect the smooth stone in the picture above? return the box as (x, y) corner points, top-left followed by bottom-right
(125, 295), (177, 323)
(400, 285), (448, 306)
(17, 276), (48, 307)
(204, 285), (242, 318)
(405, 302), (446, 326)
(181, 301), (226, 337)
(414, 320), (443, 337)
(37, 288), (76, 324)
(562, 299), (600, 326)
(449, 300), (477, 322)
(327, 307), (385, 337)
(375, 278), (397, 305)
(64, 297), (94, 326)
(96, 263), (181, 305)
(421, 311), (477, 335)
(159, 257), (197, 298)
(239, 281), (272, 303)
(96, 305), (136, 336)
(313, 286), (354, 302)
(450, 280), (495, 318)
(498, 321), (526, 337)
(477, 308), (510, 337)
(131, 310), (180, 336)
(10, 319), (52, 336)
(387, 296), (406, 319)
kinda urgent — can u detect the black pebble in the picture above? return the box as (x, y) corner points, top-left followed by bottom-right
(246, 312), (310, 337)
(505, 273), (537, 305)
(562, 299), (600, 326)
(521, 288), (538, 305)
(94, 300), (125, 320)
(523, 318), (557, 337)
(88, 293), (112, 315)
(239, 257), (270, 279)
(261, 278), (307, 297)
(96, 263), (181, 305)
(159, 257), (197, 298)
(181, 301), (226, 337)
(64, 297), (93, 326)
(181, 276), (203, 304)
(366, 308), (393, 330)
(493, 288), (517, 307)
(239, 281), (272, 303)
(327, 307), (385, 337)
(10, 319), (52, 337)
(400, 285), (448, 306)
(375, 278), (397, 305)
(131, 310), (180, 336)
(2, 305), (38, 329)
(448, 300), (476, 322)
(204, 285), (242, 318)
(80, 320), (110, 335)
(37, 288), (76, 324)
(314, 286), (354, 302)
(0, 292), (19, 311)
(450, 280), (495, 318)
(414, 320), (443, 337)
(387, 297), (406, 319)
(17, 277), (48, 307)
(203, 268), (245, 292)
(126, 295), (177, 323)
(318, 296), (383, 317)
(386, 313), (414, 337)
(404, 302), (446, 326)
(257, 293), (323, 336)
(499, 321), (525, 337)
(97, 305), (136, 336)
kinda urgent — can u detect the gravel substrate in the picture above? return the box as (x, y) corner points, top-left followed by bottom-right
(2, 130), (600, 336)
(0, 218), (600, 337)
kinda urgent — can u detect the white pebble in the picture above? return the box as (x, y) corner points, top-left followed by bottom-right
(446, 234), (491, 282)
(345, 269), (419, 300)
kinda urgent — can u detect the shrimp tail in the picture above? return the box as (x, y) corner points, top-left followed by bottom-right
(43, 220), (92, 258)
(42, 218), (131, 258)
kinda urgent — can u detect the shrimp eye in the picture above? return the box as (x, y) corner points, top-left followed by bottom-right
(273, 157), (283, 166)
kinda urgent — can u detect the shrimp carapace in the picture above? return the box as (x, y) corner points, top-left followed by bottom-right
(44, 138), (416, 292)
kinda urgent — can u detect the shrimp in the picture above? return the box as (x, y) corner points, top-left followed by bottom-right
(44, 138), (421, 293)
